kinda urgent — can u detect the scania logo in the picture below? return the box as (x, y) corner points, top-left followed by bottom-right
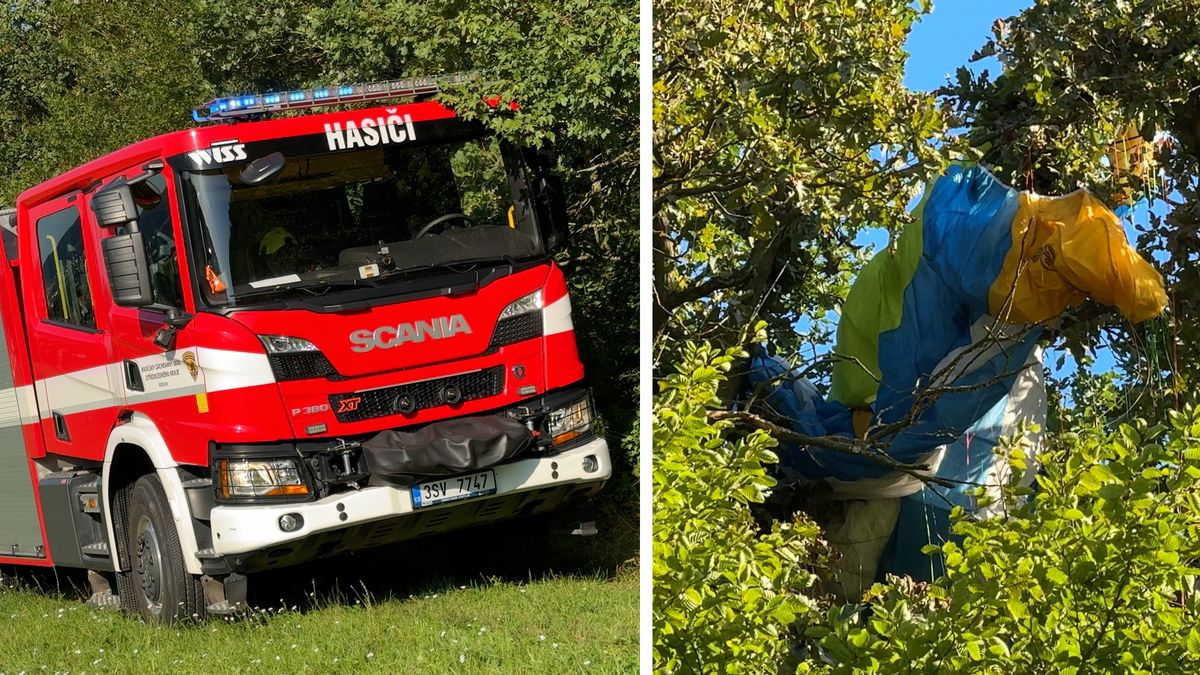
(349, 315), (472, 352)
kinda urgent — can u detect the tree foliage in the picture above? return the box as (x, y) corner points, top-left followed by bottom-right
(652, 0), (956, 667)
(0, 0), (209, 196)
(0, 1), (638, 467)
(654, 343), (827, 673)
(653, 0), (953, 356)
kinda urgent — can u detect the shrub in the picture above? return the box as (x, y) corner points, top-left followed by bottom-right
(653, 342), (828, 673)
(815, 407), (1200, 674)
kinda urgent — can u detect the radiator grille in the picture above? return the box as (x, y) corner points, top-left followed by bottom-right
(329, 366), (505, 423)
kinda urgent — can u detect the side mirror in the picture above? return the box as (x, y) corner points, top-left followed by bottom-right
(92, 183), (153, 308)
(91, 184), (140, 228)
(101, 231), (153, 308)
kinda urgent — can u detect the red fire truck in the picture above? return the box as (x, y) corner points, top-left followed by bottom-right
(0, 75), (611, 623)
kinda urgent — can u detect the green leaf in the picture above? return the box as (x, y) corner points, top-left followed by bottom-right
(1007, 597), (1029, 620)
(1062, 508), (1086, 521)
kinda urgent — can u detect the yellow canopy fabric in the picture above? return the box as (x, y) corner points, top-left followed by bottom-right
(988, 191), (1167, 324)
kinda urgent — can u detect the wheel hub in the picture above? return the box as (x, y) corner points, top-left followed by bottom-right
(135, 517), (164, 613)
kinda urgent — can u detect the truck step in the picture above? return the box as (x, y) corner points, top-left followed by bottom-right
(86, 590), (121, 611)
(205, 600), (243, 616)
(85, 570), (120, 612)
(80, 541), (110, 557)
(194, 547), (220, 560)
(183, 478), (212, 489)
(202, 572), (247, 615)
(552, 520), (598, 537)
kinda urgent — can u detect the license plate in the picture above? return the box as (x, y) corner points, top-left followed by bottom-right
(411, 470), (497, 508)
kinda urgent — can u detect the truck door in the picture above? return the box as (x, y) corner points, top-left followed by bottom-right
(0, 218), (46, 560)
(23, 192), (115, 462)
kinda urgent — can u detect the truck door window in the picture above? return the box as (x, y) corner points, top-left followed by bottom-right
(36, 206), (95, 328)
(129, 174), (183, 308)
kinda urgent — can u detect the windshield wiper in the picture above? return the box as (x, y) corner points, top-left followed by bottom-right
(372, 255), (520, 283)
(232, 278), (372, 302)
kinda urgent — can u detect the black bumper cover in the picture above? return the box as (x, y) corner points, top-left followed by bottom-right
(361, 415), (534, 487)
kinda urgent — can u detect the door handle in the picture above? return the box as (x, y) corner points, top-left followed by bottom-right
(52, 412), (70, 441)
(124, 359), (144, 392)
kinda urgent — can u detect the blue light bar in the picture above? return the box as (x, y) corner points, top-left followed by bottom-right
(191, 72), (476, 123)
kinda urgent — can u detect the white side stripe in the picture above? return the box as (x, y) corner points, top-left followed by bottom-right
(0, 386), (21, 426)
(195, 347), (275, 393)
(16, 385), (37, 425)
(41, 364), (119, 417)
(17, 347), (277, 423)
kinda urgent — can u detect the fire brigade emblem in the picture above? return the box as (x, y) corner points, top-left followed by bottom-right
(182, 351), (198, 381)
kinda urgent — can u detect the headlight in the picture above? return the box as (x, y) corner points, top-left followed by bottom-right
(491, 291), (545, 348)
(259, 335), (336, 381)
(259, 335), (320, 354)
(215, 457), (311, 499)
(499, 290), (543, 319)
(546, 394), (594, 447)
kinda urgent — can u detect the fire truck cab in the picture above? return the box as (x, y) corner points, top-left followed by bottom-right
(0, 77), (611, 622)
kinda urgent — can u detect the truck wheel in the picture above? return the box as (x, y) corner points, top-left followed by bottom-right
(125, 474), (204, 623)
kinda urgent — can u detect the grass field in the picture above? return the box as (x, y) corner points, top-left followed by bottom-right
(0, 498), (639, 674)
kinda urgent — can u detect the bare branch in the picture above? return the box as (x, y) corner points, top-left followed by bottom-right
(707, 409), (959, 489)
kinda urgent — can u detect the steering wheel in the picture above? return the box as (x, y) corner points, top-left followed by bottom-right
(414, 213), (474, 238)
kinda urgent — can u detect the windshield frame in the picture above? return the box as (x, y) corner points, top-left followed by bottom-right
(170, 115), (547, 312)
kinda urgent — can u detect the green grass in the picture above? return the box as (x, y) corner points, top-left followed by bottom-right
(0, 572), (636, 673)
(0, 500), (639, 674)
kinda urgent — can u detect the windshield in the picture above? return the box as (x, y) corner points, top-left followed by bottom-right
(178, 126), (543, 307)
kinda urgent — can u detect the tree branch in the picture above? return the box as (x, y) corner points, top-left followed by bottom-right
(707, 409), (958, 489)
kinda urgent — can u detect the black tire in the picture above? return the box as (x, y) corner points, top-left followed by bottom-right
(113, 483), (138, 614)
(125, 474), (204, 623)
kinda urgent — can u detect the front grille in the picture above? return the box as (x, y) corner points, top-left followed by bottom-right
(269, 352), (337, 381)
(490, 312), (543, 348)
(329, 366), (505, 423)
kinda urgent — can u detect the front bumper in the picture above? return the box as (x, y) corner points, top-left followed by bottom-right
(208, 437), (611, 565)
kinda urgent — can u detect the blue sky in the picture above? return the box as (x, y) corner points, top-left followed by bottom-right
(904, 1), (1032, 92)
